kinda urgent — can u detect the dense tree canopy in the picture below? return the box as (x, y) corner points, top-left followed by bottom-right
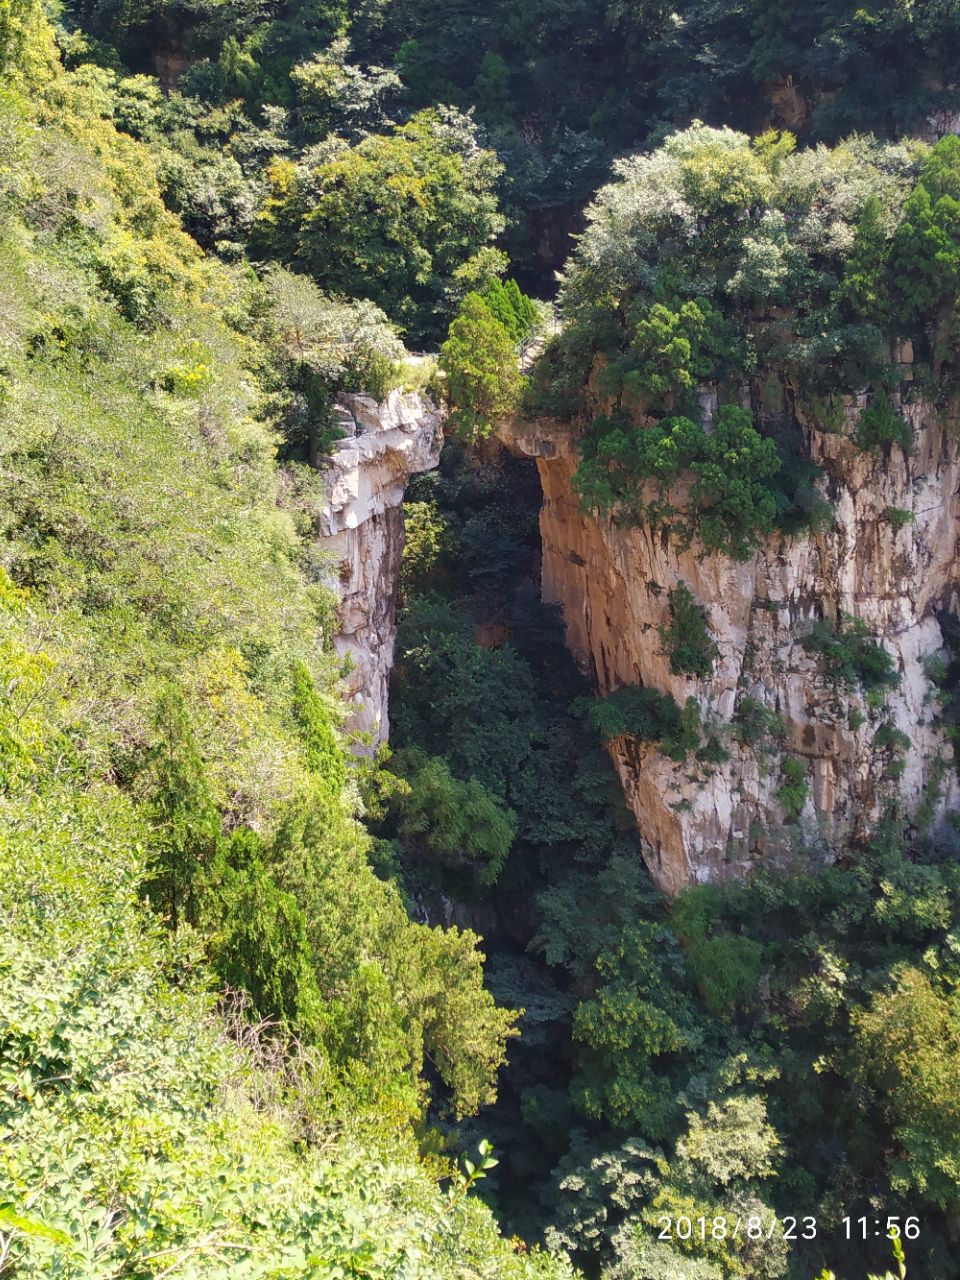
(253, 108), (504, 341)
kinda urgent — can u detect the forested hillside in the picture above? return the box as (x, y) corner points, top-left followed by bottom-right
(6, 0), (960, 1277)
(0, 4), (567, 1275)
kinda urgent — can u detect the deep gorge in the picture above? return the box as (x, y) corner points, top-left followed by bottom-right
(10, 1), (960, 1276)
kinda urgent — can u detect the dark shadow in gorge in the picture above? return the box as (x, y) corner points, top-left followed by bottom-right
(376, 441), (661, 1244)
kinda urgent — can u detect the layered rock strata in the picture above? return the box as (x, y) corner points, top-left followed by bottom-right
(498, 393), (960, 893)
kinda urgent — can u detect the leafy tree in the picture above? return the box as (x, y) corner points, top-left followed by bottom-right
(289, 39), (401, 143)
(291, 657), (346, 801)
(853, 968), (960, 1215)
(572, 923), (704, 1138)
(0, 13), (532, 1216)
(584, 685), (703, 762)
(480, 277), (538, 343)
(208, 828), (324, 1033)
(398, 497), (457, 601)
(257, 265), (404, 458)
(255, 110), (503, 342)
(393, 598), (539, 799)
(472, 49), (514, 124)
(544, 1136), (660, 1260)
(732, 696), (785, 751)
(440, 291), (523, 439)
(890, 136), (960, 335)
(394, 747), (517, 885)
(143, 686), (223, 930)
(600, 299), (735, 414)
(671, 887), (763, 1014)
(837, 194), (892, 329)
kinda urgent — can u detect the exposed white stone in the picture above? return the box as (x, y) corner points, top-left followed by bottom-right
(317, 388), (442, 745)
(497, 397), (960, 893)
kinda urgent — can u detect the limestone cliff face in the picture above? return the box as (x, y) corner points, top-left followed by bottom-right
(498, 396), (960, 894)
(318, 389), (442, 744)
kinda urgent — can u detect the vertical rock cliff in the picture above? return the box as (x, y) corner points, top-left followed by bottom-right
(498, 392), (960, 894)
(318, 389), (442, 744)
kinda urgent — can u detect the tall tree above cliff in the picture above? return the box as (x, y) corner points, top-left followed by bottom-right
(253, 109), (503, 342)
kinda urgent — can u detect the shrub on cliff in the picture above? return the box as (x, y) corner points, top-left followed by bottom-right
(659, 582), (719, 679)
(777, 755), (809, 821)
(855, 391), (913, 455)
(802, 615), (900, 693)
(582, 686), (703, 762)
(575, 406), (781, 561)
(258, 265), (406, 459)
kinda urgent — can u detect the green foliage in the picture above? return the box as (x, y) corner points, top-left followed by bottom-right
(733, 696), (786, 750)
(802, 615), (900, 693)
(599, 298), (737, 416)
(585, 686), (703, 762)
(0, 27), (567, 1278)
(0, 775), (567, 1279)
(440, 291), (523, 440)
(874, 720), (911, 756)
(143, 685), (222, 929)
(885, 506), (914, 529)
(399, 497), (457, 600)
(929, 610), (960, 779)
(628, 301), (712, 404)
(537, 126), (950, 562)
(890, 137), (960, 335)
(291, 657), (346, 799)
(776, 755), (809, 821)
(393, 748), (517, 885)
(257, 264), (405, 459)
(572, 924), (704, 1138)
(855, 392), (913, 455)
(544, 1136), (661, 1260)
(837, 193), (892, 329)
(394, 598), (539, 798)
(672, 887), (763, 1014)
(853, 968), (960, 1215)
(290, 40), (400, 144)
(390, 445), (960, 1275)
(576, 406), (781, 561)
(481, 277), (538, 344)
(254, 110), (504, 343)
(818, 1235), (908, 1280)
(207, 829), (324, 1033)
(21, 0), (960, 1272)
(660, 582), (718, 679)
